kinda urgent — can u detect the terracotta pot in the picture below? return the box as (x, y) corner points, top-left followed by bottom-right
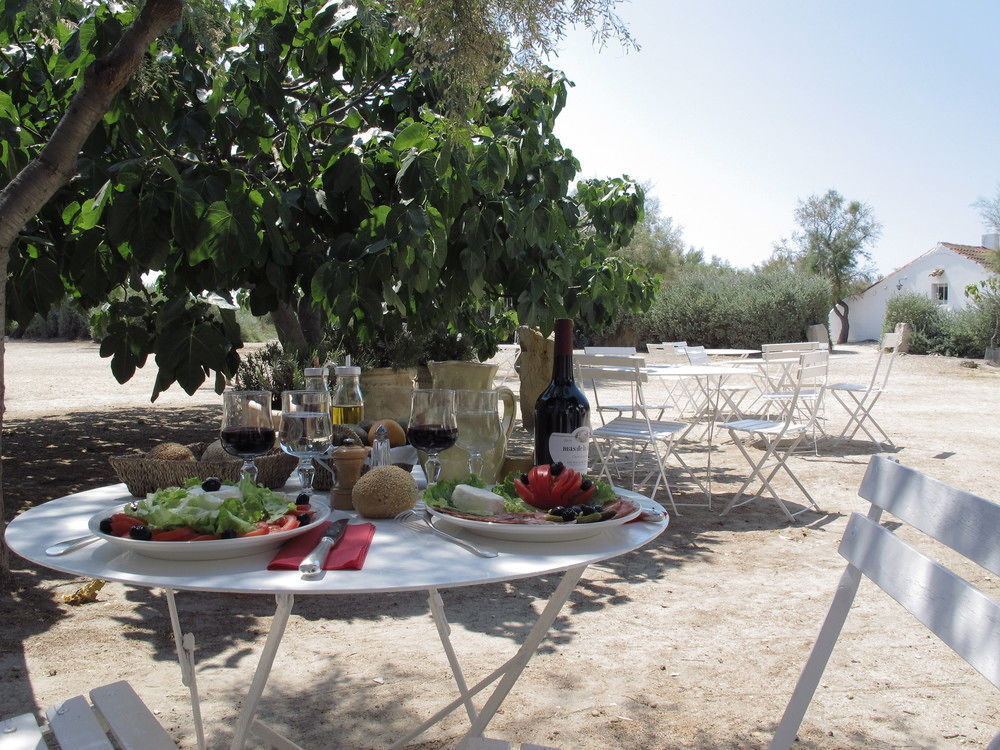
(426, 360), (498, 390)
(359, 367), (416, 424)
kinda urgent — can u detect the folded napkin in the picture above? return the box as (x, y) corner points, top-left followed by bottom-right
(268, 521), (375, 571)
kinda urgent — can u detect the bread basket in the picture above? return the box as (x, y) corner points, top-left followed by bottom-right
(110, 443), (298, 497)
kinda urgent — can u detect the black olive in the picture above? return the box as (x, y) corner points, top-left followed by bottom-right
(582, 505), (600, 515)
(551, 506), (566, 514)
(550, 462), (565, 476)
(580, 479), (594, 490)
(519, 473), (529, 484)
(99, 518), (113, 534)
(296, 492), (310, 504)
(201, 477), (222, 492)
(220, 530), (237, 539)
(298, 513), (313, 526)
(128, 525), (152, 541)
(560, 509), (577, 522)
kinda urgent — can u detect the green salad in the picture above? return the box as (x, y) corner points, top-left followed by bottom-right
(132, 476), (295, 536)
(422, 473), (533, 513)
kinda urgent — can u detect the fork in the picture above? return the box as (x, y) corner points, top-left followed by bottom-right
(395, 509), (499, 558)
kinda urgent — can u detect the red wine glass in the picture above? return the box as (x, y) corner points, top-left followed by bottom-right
(221, 391), (275, 483)
(408, 389), (458, 486)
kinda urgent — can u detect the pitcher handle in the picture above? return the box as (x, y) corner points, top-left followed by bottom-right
(497, 386), (516, 439)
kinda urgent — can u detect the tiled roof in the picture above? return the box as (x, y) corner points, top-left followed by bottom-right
(939, 243), (994, 268)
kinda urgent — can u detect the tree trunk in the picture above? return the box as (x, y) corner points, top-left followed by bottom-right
(0, 0), (184, 579)
(834, 299), (850, 344)
(296, 298), (324, 349)
(271, 300), (308, 355)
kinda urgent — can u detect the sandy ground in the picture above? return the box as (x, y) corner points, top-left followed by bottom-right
(1, 340), (998, 749)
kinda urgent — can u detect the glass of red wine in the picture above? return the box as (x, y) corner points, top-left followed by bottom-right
(408, 389), (458, 486)
(221, 391), (275, 483)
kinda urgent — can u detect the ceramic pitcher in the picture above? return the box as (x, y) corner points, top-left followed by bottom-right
(435, 387), (516, 483)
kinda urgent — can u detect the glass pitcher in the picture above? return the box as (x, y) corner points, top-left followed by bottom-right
(437, 388), (516, 483)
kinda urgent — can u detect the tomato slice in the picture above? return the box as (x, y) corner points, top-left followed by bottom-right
(273, 514), (300, 532)
(151, 527), (198, 542)
(109, 513), (146, 537)
(295, 504), (313, 514)
(240, 527), (269, 537)
(190, 534), (220, 541)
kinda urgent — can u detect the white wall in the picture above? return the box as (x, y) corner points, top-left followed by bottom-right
(829, 245), (994, 342)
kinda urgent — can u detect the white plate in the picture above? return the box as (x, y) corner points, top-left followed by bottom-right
(87, 502), (331, 561)
(426, 500), (642, 542)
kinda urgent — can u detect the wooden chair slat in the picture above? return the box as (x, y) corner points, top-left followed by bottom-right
(840, 512), (1000, 687)
(45, 696), (114, 750)
(89, 682), (176, 750)
(858, 456), (1000, 575)
(0, 713), (46, 750)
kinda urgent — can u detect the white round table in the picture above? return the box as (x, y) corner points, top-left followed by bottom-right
(6, 483), (668, 750)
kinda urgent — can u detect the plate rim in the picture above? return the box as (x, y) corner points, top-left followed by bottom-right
(87, 500), (331, 553)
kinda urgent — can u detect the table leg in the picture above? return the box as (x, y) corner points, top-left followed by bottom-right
(428, 587), (479, 723)
(231, 592), (295, 750)
(390, 565), (588, 749)
(164, 588), (207, 750)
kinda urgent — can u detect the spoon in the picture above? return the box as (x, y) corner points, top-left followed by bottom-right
(45, 534), (100, 556)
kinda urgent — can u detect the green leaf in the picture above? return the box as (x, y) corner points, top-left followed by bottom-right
(394, 122), (428, 150)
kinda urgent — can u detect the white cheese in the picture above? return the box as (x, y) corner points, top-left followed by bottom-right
(451, 485), (505, 515)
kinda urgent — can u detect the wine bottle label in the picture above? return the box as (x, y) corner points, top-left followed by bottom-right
(547, 426), (591, 473)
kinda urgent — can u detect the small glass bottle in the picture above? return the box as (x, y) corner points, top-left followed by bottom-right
(331, 365), (364, 424)
(303, 367), (329, 393)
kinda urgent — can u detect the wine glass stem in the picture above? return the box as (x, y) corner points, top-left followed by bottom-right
(426, 454), (442, 485)
(468, 451), (483, 477)
(242, 458), (258, 483)
(297, 457), (315, 495)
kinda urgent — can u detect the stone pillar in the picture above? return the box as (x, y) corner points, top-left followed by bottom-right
(516, 325), (554, 432)
(894, 322), (912, 353)
(806, 323), (830, 346)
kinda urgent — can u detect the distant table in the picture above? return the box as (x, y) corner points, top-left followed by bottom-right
(5, 483), (668, 750)
(701, 348), (760, 358)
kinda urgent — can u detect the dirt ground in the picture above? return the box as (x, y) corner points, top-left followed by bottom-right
(1, 340), (998, 749)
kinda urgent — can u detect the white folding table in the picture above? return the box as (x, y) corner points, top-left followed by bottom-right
(5, 483), (667, 750)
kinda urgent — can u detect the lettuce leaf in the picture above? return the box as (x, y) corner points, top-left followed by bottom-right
(422, 474), (485, 508)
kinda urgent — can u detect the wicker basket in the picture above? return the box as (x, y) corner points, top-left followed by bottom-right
(110, 446), (299, 497)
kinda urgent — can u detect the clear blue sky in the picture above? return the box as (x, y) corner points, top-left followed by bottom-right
(548, 0), (1000, 275)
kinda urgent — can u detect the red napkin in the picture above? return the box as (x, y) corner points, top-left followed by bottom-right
(268, 520), (375, 571)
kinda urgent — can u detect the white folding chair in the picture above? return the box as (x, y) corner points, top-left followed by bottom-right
(827, 331), (901, 448)
(770, 456), (1000, 749)
(578, 350), (644, 425)
(682, 346), (755, 423)
(0, 681), (178, 750)
(493, 344), (520, 388)
(662, 340), (688, 348)
(576, 355), (708, 514)
(718, 351), (827, 522)
(646, 344), (699, 416)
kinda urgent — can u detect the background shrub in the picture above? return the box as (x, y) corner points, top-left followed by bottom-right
(9, 300), (92, 340)
(584, 267), (832, 349)
(883, 291), (995, 357)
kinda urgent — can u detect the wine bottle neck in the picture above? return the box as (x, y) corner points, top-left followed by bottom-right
(551, 318), (575, 383)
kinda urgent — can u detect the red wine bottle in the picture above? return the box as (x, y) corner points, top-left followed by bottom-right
(534, 318), (591, 472)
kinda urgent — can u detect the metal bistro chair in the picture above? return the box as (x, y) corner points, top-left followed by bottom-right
(769, 456), (999, 749)
(718, 350), (827, 523)
(576, 354), (708, 515)
(682, 346), (756, 424)
(827, 331), (902, 449)
(580, 349), (642, 425)
(493, 344), (520, 388)
(645, 344), (699, 417)
(0, 681), (177, 750)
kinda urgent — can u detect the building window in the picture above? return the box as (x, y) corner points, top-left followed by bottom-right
(932, 283), (948, 304)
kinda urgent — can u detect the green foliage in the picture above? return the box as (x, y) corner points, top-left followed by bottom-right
(883, 293), (947, 354)
(1, 0), (652, 399)
(9, 300), (91, 340)
(234, 309), (277, 343)
(882, 291), (998, 357)
(232, 343), (302, 408)
(586, 267), (832, 348)
(617, 187), (706, 279)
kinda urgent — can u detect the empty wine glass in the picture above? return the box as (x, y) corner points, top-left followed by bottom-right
(221, 391), (275, 483)
(408, 389), (457, 486)
(454, 390), (500, 478)
(279, 390), (334, 498)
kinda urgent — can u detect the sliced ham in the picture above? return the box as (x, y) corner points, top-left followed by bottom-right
(432, 497), (640, 525)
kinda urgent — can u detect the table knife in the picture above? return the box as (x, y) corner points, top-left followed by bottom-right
(299, 518), (350, 576)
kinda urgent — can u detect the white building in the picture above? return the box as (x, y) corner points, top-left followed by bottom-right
(830, 233), (998, 342)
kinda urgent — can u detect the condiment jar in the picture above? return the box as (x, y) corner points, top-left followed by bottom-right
(330, 439), (367, 511)
(332, 365), (364, 425)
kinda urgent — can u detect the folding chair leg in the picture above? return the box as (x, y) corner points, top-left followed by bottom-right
(768, 563), (865, 750)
